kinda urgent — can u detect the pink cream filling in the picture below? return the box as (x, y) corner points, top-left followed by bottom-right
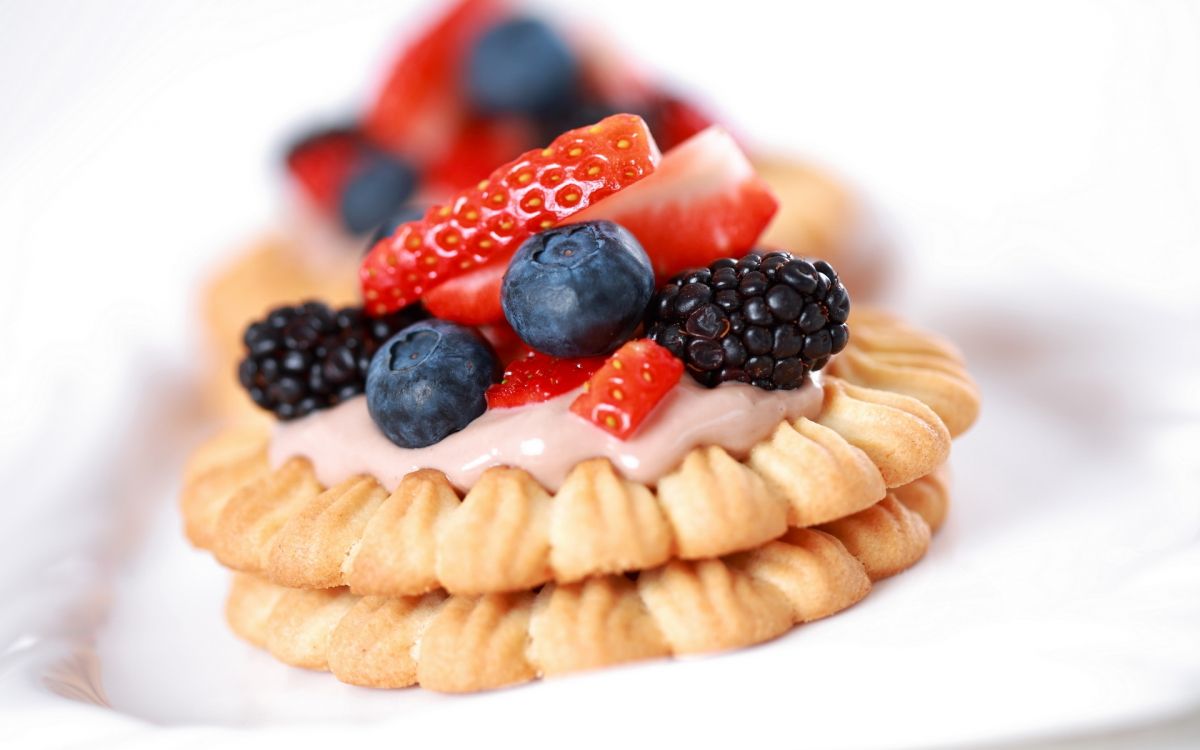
(269, 376), (824, 492)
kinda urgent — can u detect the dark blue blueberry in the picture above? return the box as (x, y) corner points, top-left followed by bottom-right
(465, 17), (578, 116)
(365, 320), (498, 448)
(501, 221), (654, 357)
(339, 153), (418, 235)
(365, 203), (429, 252)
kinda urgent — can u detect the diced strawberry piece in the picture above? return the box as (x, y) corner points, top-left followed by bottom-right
(571, 126), (778, 281)
(364, 0), (506, 153)
(285, 129), (363, 211)
(477, 320), (524, 362)
(361, 113), (660, 316)
(650, 93), (715, 152)
(420, 256), (507, 324)
(570, 340), (683, 439)
(486, 349), (606, 409)
(423, 116), (537, 192)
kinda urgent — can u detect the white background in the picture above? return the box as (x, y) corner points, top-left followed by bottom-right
(1, 1), (1198, 748)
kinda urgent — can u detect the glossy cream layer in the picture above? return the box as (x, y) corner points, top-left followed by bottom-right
(269, 377), (824, 492)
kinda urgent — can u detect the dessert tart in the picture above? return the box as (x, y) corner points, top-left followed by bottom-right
(183, 111), (979, 691)
(221, 468), (948, 693)
(201, 0), (875, 422)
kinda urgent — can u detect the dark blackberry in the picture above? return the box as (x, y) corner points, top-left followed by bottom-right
(644, 251), (850, 390)
(237, 301), (427, 420)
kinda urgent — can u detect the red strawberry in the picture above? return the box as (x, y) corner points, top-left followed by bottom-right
(570, 340), (683, 439)
(486, 349), (606, 409)
(364, 0), (506, 153)
(570, 126), (777, 281)
(477, 319), (524, 362)
(423, 116), (537, 192)
(650, 93), (715, 152)
(361, 113), (661, 316)
(420, 257), (507, 324)
(285, 128), (363, 211)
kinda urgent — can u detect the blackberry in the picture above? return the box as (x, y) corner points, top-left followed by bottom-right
(238, 301), (427, 420)
(645, 251), (850, 390)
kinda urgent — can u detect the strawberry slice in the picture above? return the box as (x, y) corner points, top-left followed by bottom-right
(570, 339), (683, 439)
(361, 113), (660, 316)
(420, 257), (507, 324)
(487, 349), (606, 408)
(571, 126), (778, 281)
(477, 320), (524, 362)
(649, 93), (716, 152)
(364, 0), (506, 153)
(423, 116), (536, 193)
(285, 128), (363, 211)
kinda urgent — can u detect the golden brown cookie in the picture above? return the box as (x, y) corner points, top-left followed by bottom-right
(182, 309), (976, 597)
(223, 471), (947, 693)
(753, 155), (891, 300)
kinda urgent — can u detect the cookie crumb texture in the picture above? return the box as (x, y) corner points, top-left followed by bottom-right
(225, 471), (945, 693)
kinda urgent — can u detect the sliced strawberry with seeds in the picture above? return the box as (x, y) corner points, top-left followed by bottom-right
(571, 125), (777, 281)
(420, 256), (507, 324)
(285, 128), (363, 211)
(570, 339), (683, 439)
(487, 349), (606, 409)
(361, 113), (660, 316)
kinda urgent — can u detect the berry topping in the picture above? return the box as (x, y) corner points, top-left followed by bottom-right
(570, 339), (683, 439)
(502, 221), (654, 357)
(284, 127), (363, 211)
(423, 116), (535, 192)
(485, 349), (605, 409)
(645, 251), (850, 390)
(238, 301), (428, 420)
(338, 152), (419, 235)
(361, 113), (660, 317)
(646, 93), (715, 152)
(420, 256), (509, 325)
(466, 16), (579, 117)
(364, 0), (505, 152)
(571, 126), (777, 280)
(366, 320), (499, 448)
(366, 204), (429, 251)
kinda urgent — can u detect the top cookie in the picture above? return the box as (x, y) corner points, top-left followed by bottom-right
(181, 308), (978, 597)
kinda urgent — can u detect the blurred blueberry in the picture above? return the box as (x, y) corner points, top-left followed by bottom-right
(339, 153), (418, 235)
(466, 17), (578, 116)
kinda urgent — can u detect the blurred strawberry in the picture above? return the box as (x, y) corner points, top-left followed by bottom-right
(649, 93), (716, 152)
(423, 116), (536, 192)
(364, 0), (507, 154)
(284, 127), (363, 211)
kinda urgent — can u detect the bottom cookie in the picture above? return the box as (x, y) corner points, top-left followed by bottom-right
(222, 469), (949, 693)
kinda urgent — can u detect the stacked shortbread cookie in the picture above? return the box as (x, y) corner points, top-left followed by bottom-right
(181, 310), (979, 692)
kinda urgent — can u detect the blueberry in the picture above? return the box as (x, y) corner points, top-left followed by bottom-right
(465, 17), (578, 116)
(365, 320), (498, 448)
(365, 203), (428, 252)
(339, 153), (418, 235)
(501, 221), (654, 357)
